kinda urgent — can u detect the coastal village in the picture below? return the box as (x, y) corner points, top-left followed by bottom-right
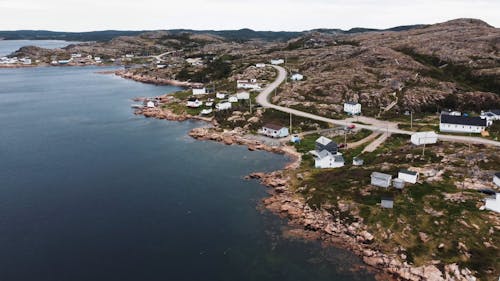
(2, 19), (500, 281)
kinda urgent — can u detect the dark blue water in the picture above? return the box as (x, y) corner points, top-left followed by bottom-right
(0, 40), (80, 57)
(0, 65), (375, 281)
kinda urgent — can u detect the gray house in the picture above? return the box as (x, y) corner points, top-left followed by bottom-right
(353, 157), (364, 166)
(315, 136), (338, 154)
(371, 172), (392, 188)
(381, 197), (394, 209)
(393, 178), (405, 189)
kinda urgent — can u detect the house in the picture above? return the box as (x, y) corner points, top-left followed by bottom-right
(261, 124), (289, 138)
(215, 102), (232, 111)
(481, 110), (500, 126)
(192, 88), (207, 95)
(439, 114), (487, 134)
(398, 169), (419, 184)
(71, 53), (82, 58)
(290, 73), (304, 81)
(411, 131), (438, 146)
(125, 54), (135, 58)
(393, 178), (405, 189)
(237, 79), (260, 90)
(344, 102), (362, 115)
(270, 59), (284, 65)
(94, 57), (102, 63)
(200, 109), (213, 115)
(256, 63), (266, 68)
(146, 101), (155, 108)
(216, 92), (227, 99)
(205, 101), (214, 107)
(315, 136), (338, 154)
(186, 57), (203, 66)
(441, 110), (462, 116)
(494, 173), (500, 187)
(484, 193), (500, 213)
(187, 98), (202, 108)
(236, 91), (250, 100)
(228, 96), (238, 103)
(381, 197), (394, 209)
(353, 157), (364, 166)
(371, 172), (392, 188)
(314, 151), (345, 169)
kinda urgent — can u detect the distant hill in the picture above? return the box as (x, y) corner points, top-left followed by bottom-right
(0, 25), (426, 42)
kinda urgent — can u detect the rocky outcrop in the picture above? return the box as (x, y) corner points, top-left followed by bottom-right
(116, 70), (203, 87)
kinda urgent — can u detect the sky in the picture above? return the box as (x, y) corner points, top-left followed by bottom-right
(0, 0), (499, 31)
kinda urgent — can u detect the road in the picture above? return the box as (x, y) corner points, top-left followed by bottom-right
(257, 65), (500, 147)
(150, 50), (182, 62)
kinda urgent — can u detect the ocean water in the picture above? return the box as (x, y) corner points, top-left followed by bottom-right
(0, 39), (80, 57)
(0, 63), (376, 281)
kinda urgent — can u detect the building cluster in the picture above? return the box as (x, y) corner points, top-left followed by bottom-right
(439, 109), (500, 134)
(371, 169), (420, 209)
(1, 56), (32, 65)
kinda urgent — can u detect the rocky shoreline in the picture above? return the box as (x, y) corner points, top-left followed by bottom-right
(116, 70), (203, 88)
(135, 100), (479, 281)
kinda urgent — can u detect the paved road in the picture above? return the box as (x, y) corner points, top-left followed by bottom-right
(257, 65), (500, 147)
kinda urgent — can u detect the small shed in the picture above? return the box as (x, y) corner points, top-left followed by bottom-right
(393, 178), (405, 189)
(353, 157), (364, 166)
(228, 96), (238, 103)
(291, 73), (304, 81)
(371, 172), (392, 188)
(216, 92), (227, 99)
(411, 131), (438, 146)
(381, 197), (394, 209)
(398, 169), (419, 184)
(236, 91), (250, 100)
(146, 101), (155, 108)
(192, 88), (207, 95)
(290, 135), (301, 143)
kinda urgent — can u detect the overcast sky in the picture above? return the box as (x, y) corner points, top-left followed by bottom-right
(0, 0), (498, 31)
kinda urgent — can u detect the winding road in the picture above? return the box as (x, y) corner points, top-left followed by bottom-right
(257, 65), (500, 147)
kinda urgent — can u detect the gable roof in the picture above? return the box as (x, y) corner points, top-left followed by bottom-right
(345, 101), (360, 106)
(488, 109), (500, 115)
(315, 136), (332, 146)
(333, 155), (344, 162)
(381, 196), (394, 201)
(495, 172), (500, 178)
(371, 172), (392, 181)
(440, 114), (487, 126)
(400, 169), (418, 176)
(316, 149), (331, 159)
(263, 123), (285, 130)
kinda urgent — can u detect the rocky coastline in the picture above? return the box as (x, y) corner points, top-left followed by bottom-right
(116, 70), (203, 88)
(134, 100), (479, 281)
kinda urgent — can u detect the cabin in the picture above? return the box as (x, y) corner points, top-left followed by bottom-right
(228, 96), (238, 103)
(344, 102), (361, 115)
(439, 114), (487, 134)
(398, 169), (419, 184)
(236, 91), (250, 100)
(314, 151), (344, 169)
(146, 101), (155, 108)
(200, 109), (213, 115)
(215, 102), (232, 111)
(192, 88), (207, 95)
(371, 172), (392, 188)
(261, 124), (289, 138)
(237, 79), (260, 90)
(315, 136), (338, 154)
(270, 59), (284, 65)
(393, 178), (405, 189)
(216, 92), (227, 99)
(187, 98), (202, 108)
(353, 157), (364, 166)
(255, 63), (266, 68)
(290, 135), (301, 143)
(381, 197), (394, 209)
(484, 193), (500, 213)
(290, 74), (304, 81)
(494, 173), (500, 187)
(481, 110), (500, 126)
(411, 131), (438, 146)
(205, 101), (214, 107)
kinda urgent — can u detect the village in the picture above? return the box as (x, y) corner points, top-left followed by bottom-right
(132, 59), (499, 281)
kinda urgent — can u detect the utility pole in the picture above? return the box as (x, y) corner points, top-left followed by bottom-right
(422, 142), (426, 157)
(249, 95), (252, 115)
(290, 112), (293, 134)
(410, 111), (413, 130)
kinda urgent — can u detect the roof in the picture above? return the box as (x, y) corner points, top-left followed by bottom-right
(316, 136), (332, 146)
(263, 123), (285, 130)
(440, 114), (487, 126)
(334, 155), (344, 162)
(345, 101), (360, 106)
(316, 150), (331, 159)
(381, 196), (394, 201)
(488, 109), (500, 115)
(400, 169), (418, 176)
(495, 172), (500, 178)
(371, 172), (392, 181)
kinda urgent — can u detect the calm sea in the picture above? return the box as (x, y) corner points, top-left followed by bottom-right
(0, 42), (375, 281)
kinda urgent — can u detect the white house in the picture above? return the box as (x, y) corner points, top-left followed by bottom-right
(228, 96), (238, 103)
(236, 91), (250, 100)
(187, 98), (202, 108)
(215, 102), (232, 111)
(313, 150), (345, 169)
(371, 172), (392, 188)
(237, 79), (260, 90)
(200, 109), (213, 115)
(494, 173), (500, 187)
(94, 57), (102, 63)
(125, 54), (135, 58)
(398, 169), (419, 184)
(439, 114), (487, 134)
(216, 92), (227, 99)
(411, 131), (438, 146)
(481, 110), (500, 126)
(344, 102), (362, 115)
(192, 88), (207, 95)
(261, 124), (289, 138)
(186, 57), (203, 66)
(270, 59), (284, 65)
(393, 178), (405, 189)
(290, 73), (304, 81)
(146, 101), (156, 108)
(71, 53), (82, 58)
(485, 193), (500, 213)
(256, 63), (266, 68)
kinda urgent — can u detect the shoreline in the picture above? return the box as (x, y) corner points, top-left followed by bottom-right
(134, 99), (478, 281)
(115, 70), (203, 88)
